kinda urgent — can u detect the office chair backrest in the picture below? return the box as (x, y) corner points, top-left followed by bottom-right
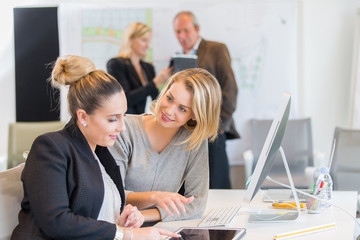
(0, 163), (25, 240)
(330, 127), (360, 191)
(7, 121), (66, 168)
(251, 118), (314, 189)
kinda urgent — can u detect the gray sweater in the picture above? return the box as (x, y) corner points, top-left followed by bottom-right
(109, 114), (209, 221)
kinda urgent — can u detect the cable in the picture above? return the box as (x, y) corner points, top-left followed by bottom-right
(246, 147), (301, 222)
(266, 175), (360, 227)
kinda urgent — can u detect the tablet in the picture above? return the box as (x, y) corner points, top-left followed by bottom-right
(166, 227), (246, 240)
(169, 54), (198, 73)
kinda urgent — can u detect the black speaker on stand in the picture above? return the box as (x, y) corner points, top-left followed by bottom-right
(14, 7), (60, 122)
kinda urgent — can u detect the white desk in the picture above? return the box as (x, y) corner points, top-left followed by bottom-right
(156, 190), (358, 240)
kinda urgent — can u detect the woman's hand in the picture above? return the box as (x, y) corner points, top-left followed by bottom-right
(150, 191), (194, 216)
(153, 67), (172, 88)
(117, 204), (144, 228)
(133, 227), (181, 239)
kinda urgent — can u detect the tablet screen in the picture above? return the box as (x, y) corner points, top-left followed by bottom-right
(168, 227), (246, 240)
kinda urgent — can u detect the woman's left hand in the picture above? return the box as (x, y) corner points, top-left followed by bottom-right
(117, 204), (144, 228)
(150, 191), (194, 216)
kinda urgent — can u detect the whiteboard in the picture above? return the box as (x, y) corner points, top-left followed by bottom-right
(58, 0), (298, 165)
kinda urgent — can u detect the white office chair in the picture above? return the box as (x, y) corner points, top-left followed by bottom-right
(0, 163), (24, 240)
(243, 118), (315, 189)
(329, 127), (360, 212)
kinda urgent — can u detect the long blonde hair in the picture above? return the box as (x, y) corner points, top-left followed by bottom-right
(152, 68), (222, 151)
(118, 22), (151, 58)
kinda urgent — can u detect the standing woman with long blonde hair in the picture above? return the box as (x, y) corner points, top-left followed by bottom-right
(107, 22), (172, 114)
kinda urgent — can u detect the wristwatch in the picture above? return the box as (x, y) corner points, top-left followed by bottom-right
(114, 225), (124, 240)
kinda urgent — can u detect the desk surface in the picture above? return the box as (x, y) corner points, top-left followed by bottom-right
(156, 190), (357, 240)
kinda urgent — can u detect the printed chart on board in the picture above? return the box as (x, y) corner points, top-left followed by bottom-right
(81, 8), (152, 71)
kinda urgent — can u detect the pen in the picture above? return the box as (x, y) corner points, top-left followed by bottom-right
(274, 222), (336, 239)
(272, 202), (306, 209)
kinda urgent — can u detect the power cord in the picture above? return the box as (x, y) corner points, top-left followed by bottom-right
(266, 175), (360, 228)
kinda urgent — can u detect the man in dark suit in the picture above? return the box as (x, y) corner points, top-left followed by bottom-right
(173, 11), (240, 189)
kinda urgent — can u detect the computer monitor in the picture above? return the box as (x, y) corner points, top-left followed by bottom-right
(242, 93), (300, 222)
(244, 92), (291, 202)
(242, 93), (301, 222)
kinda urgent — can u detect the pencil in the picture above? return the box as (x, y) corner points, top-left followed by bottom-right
(274, 222), (336, 239)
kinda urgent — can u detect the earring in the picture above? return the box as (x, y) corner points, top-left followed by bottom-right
(82, 122), (87, 127)
(187, 119), (197, 127)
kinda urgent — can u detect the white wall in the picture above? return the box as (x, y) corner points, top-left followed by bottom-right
(299, 0), (360, 160)
(0, 1), (17, 168)
(1, 0), (359, 166)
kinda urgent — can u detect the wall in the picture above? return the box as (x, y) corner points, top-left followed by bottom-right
(1, 0), (360, 169)
(299, 0), (360, 159)
(0, 2), (16, 169)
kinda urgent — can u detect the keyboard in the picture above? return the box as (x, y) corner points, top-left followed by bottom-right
(198, 206), (241, 227)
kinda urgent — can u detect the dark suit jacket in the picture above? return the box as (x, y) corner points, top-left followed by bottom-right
(12, 120), (125, 240)
(107, 57), (158, 114)
(197, 39), (240, 139)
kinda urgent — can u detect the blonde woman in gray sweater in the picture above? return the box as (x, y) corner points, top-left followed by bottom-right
(109, 68), (222, 222)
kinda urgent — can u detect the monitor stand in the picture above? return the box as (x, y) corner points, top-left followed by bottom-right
(248, 147), (301, 223)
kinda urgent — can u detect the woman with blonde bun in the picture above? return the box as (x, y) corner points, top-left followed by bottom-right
(12, 55), (179, 240)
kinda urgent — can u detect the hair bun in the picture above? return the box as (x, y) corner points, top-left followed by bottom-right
(51, 55), (95, 87)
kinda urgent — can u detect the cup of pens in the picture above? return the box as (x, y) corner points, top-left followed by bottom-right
(306, 179), (326, 214)
(306, 194), (322, 214)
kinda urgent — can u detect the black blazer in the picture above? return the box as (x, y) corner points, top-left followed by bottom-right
(107, 57), (158, 114)
(12, 120), (125, 240)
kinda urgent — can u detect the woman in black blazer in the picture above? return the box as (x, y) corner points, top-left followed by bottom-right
(107, 22), (172, 114)
(11, 55), (179, 240)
